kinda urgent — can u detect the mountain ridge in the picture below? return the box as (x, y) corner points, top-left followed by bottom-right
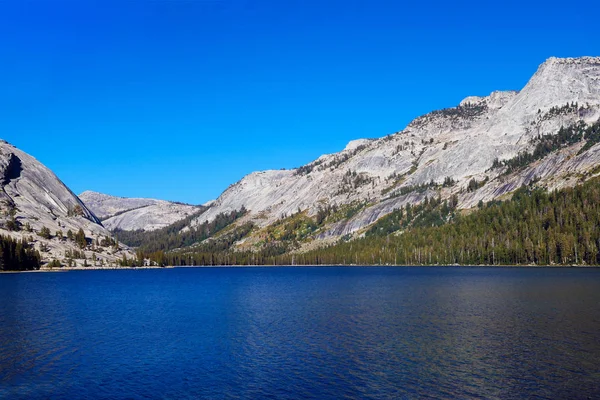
(79, 191), (204, 232)
(189, 56), (600, 247)
(68, 56), (600, 264)
(9, 56), (600, 269)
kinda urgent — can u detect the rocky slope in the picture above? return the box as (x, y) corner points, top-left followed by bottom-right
(189, 57), (600, 250)
(0, 140), (134, 268)
(79, 191), (202, 231)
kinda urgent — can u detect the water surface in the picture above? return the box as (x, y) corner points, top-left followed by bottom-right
(1, 267), (599, 399)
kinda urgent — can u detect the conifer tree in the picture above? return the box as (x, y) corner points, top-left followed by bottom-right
(76, 228), (87, 249)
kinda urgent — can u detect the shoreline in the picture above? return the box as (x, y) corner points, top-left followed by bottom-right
(0, 266), (174, 274)
(2, 264), (600, 273)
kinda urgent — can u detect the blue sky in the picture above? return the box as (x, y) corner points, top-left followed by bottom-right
(1, 0), (598, 204)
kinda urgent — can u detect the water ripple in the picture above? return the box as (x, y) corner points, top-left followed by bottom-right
(0, 267), (599, 399)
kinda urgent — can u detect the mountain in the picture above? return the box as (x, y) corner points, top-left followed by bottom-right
(0, 140), (134, 270)
(15, 57), (600, 268)
(79, 191), (203, 232)
(179, 57), (600, 245)
(112, 56), (600, 265)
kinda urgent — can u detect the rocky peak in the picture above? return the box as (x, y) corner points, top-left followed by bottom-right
(343, 139), (374, 152)
(509, 56), (600, 117)
(0, 141), (99, 224)
(0, 140), (134, 267)
(459, 91), (518, 110)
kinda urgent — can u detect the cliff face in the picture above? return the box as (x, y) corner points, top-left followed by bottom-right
(0, 142), (100, 224)
(0, 140), (134, 267)
(79, 191), (202, 232)
(192, 57), (600, 244)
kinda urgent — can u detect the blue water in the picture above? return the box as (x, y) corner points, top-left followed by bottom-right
(1, 267), (599, 399)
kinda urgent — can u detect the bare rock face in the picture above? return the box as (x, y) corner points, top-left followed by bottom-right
(20, 57), (597, 257)
(79, 191), (202, 231)
(194, 57), (600, 242)
(0, 140), (134, 267)
(0, 143), (99, 223)
(78, 191), (157, 220)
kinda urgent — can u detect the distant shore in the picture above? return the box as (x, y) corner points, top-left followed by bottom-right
(0, 265), (174, 273)
(2, 264), (599, 274)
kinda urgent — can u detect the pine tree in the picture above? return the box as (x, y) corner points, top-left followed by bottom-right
(38, 226), (51, 239)
(76, 228), (87, 249)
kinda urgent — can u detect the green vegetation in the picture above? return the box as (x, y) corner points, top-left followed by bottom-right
(298, 177), (600, 266)
(38, 226), (51, 239)
(131, 176), (600, 267)
(100, 235), (116, 247)
(115, 208), (246, 253)
(150, 223), (257, 267)
(382, 173), (457, 198)
(135, 201), (371, 266)
(317, 201), (366, 224)
(128, 202), (378, 266)
(381, 173), (406, 195)
(249, 210), (321, 257)
(75, 228), (87, 249)
(386, 178), (454, 199)
(577, 120), (600, 154)
(295, 160), (322, 176)
(264, 212), (317, 243)
(397, 181), (436, 196)
(321, 145), (368, 171)
(413, 103), (488, 128)
(111, 116), (600, 269)
(466, 177), (489, 192)
(5, 217), (20, 232)
(195, 223), (255, 252)
(67, 204), (85, 217)
(295, 144), (369, 176)
(365, 195), (458, 237)
(65, 249), (86, 259)
(492, 118), (600, 175)
(336, 170), (375, 195)
(432, 103), (488, 119)
(0, 235), (41, 271)
(537, 102), (584, 122)
(442, 176), (457, 187)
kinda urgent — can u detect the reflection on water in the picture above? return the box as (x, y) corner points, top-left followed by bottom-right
(1, 267), (599, 399)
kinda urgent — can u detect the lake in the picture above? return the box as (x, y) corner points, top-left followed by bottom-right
(1, 267), (599, 399)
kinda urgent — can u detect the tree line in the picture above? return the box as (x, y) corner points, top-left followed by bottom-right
(115, 208), (247, 253)
(137, 176), (600, 267)
(0, 235), (41, 271)
(297, 177), (600, 266)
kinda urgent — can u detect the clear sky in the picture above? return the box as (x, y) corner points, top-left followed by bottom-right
(1, 0), (598, 204)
